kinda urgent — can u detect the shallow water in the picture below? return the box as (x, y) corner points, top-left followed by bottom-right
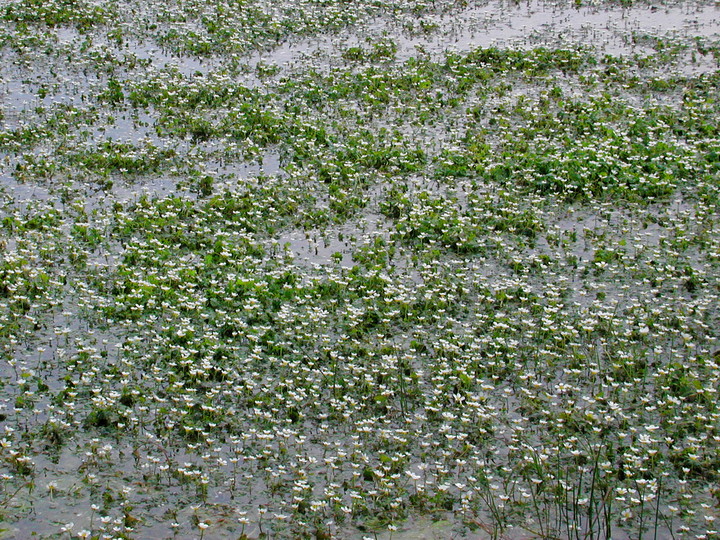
(1, 0), (719, 538)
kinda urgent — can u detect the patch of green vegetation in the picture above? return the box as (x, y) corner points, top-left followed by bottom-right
(68, 141), (177, 176)
(2, 0), (113, 30)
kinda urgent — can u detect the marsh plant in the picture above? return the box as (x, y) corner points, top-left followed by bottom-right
(0, 0), (719, 538)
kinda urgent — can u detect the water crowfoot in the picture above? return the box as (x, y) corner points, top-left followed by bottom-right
(1, 0), (720, 538)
